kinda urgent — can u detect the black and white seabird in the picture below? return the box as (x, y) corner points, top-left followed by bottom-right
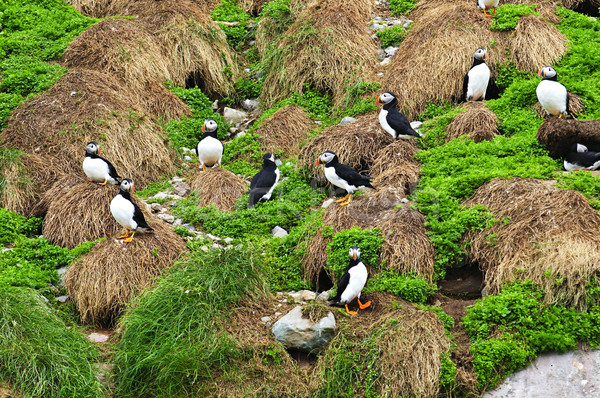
(83, 141), (121, 185)
(376, 92), (420, 139)
(316, 150), (374, 206)
(564, 143), (600, 171)
(463, 48), (490, 102)
(536, 66), (569, 118)
(110, 178), (153, 242)
(196, 118), (224, 172)
(330, 246), (371, 316)
(477, 0), (499, 17)
(248, 153), (280, 208)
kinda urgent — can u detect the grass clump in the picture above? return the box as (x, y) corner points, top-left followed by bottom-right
(365, 271), (435, 304)
(0, 286), (103, 397)
(490, 4), (539, 31)
(376, 24), (410, 48)
(325, 227), (384, 281)
(211, 0), (252, 48)
(389, 0), (417, 16)
(554, 170), (600, 210)
(114, 245), (269, 397)
(0, 207), (41, 245)
(464, 281), (600, 390)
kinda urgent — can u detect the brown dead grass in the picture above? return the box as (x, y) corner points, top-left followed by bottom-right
(69, 0), (113, 16)
(297, 113), (393, 185)
(537, 117), (600, 158)
(189, 168), (248, 211)
(65, 216), (187, 326)
(258, 105), (315, 156)
(260, 0), (377, 107)
(255, 0), (304, 54)
(383, 0), (566, 119)
(446, 102), (499, 143)
(0, 69), (177, 216)
(464, 177), (600, 310)
(534, 92), (585, 119)
(42, 174), (121, 249)
(369, 139), (419, 177)
(239, 0), (269, 14)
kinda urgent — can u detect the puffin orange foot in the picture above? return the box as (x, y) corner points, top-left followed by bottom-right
(97, 180), (108, 186)
(345, 304), (358, 316)
(339, 196), (353, 206)
(117, 231), (130, 239)
(123, 232), (135, 243)
(358, 299), (371, 309)
(336, 194), (350, 203)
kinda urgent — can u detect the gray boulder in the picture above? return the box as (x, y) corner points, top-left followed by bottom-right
(173, 181), (191, 197)
(272, 306), (336, 353)
(223, 107), (248, 126)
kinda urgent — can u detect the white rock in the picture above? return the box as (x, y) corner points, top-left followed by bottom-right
(223, 107), (248, 126)
(55, 295), (69, 303)
(242, 98), (260, 111)
(288, 290), (317, 302)
(339, 117), (357, 125)
(410, 121), (423, 130)
(384, 46), (398, 58)
(373, 16), (383, 22)
(150, 203), (163, 213)
(212, 100), (219, 111)
(184, 155), (192, 161)
(173, 181), (191, 197)
(377, 72), (384, 77)
(321, 198), (336, 208)
(207, 233), (221, 241)
(224, 237), (234, 244)
(369, 23), (385, 30)
(377, 49), (386, 60)
(152, 192), (172, 201)
(272, 226), (289, 238)
(317, 291), (331, 301)
(261, 316), (272, 322)
(272, 306), (336, 353)
(401, 198), (409, 203)
(158, 214), (175, 224)
(275, 159), (283, 166)
(201, 245), (209, 252)
(87, 333), (110, 343)
(380, 58), (391, 66)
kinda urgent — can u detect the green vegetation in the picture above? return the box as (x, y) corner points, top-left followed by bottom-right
(464, 281), (600, 389)
(389, 0), (417, 16)
(211, 0), (252, 48)
(366, 271), (435, 304)
(260, 0), (295, 26)
(490, 4), (539, 31)
(376, 24), (410, 48)
(114, 245), (269, 397)
(0, 286), (103, 397)
(325, 227), (384, 281)
(494, 59), (532, 92)
(554, 170), (600, 210)
(0, 207), (41, 244)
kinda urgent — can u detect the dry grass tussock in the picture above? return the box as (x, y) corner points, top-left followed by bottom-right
(65, 218), (187, 326)
(537, 117), (600, 158)
(383, 0), (566, 119)
(260, 0), (377, 107)
(446, 102), (499, 143)
(464, 177), (600, 310)
(61, 18), (189, 119)
(42, 174), (122, 249)
(255, 0), (304, 54)
(0, 69), (177, 215)
(105, 0), (238, 96)
(189, 168), (248, 211)
(311, 293), (450, 398)
(239, 0), (270, 15)
(258, 105), (315, 156)
(297, 113), (393, 185)
(69, 0), (113, 16)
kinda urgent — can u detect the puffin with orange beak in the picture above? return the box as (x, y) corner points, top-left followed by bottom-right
(110, 178), (153, 243)
(82, 141), (121, 185)
(376, 92), (420, 139)
(536, 66), (568, 118)
(316, 150), (374, 206)
(196, 118), (223, 172)
(463, 48), (490, 102)
(330, 246), (371, 315)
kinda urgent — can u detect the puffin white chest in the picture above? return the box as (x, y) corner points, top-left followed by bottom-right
(197, 136), (223, 166)
(378, 109), (396, 138)
(467, 63), (490, 101)
(110, 194), (137, 230)
(83, 157), (109, 182)
(478, 0), (499, 8)
(536, 80), (568, 116)
(324, 166), (354, 193)
(340, 262), (368, 303)
(263, 168), (280, 201)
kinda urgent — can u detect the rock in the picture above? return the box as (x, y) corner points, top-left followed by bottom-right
(184, 155), (192, 161)
(207, 233), (221, 241)
(272, 226), (289, 238)
(380, 58), (391, 66)
(181, 223), (195, 232)
(272, 306), (336, 353)
(173, 181), (191, 197)
(87, 332), (110, 343)
(173, 218), (182, 226)
(373, 16), (383, 22)
(201, 245), (209, 252)
(152, 192), (172, 201)
(369, 23), (385, 30)
(242, 98), (260, 111)
(55, 295), (69, 303)
(172, 176), (184, 183)
(224, 237), (234, 244)
(57, 266), (67, 277)
(234, 131), (246, 139)
(321, 198), (335, 208)
(223, 107), (248, 126)
(317, 291), (331, 301)
(339, 116), (357, 125)
(401, 198), (409, 203)
(384, 46), (398, 58)
(377, 49), (386, 60)
(261, 316), (272, 323)
(249, 40), (256, 46)
(377, 72), (384, 77)
(150, 203), (163, 213)
(158, 213), (175, 224)
(229, 127), (238, 135)
(275, 158), (283, 166)
(410, 121), (423, 130)
(288, 290), (317, 303)
(212, 100), (219, 111)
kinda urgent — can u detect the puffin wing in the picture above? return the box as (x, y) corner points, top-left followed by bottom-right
(332, 270), (351, 303)
(250, 169), (277, 190)
(462, 72), (470, 101)
(387, 109), (420, 137)
(132, 203), (153, 230)
(99, 155), (121, 181)
(335, 164), (374, 188)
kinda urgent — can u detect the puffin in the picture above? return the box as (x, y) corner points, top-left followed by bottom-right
(330, 246), (371, 316)
(196, 118), (224, 171)
(463, 48), (490, 102)
(316, 151), (374, 206)
(564, 143), (600, 171)
(248, 153), (280, 208)
(376, 92), (421, 139)
(110, 178), (153, 243)
(536, 66), (568, 118)
(478, 0), (499, 17)
(83, 141), (121, 185)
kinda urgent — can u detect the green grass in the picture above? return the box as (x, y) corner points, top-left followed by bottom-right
(114, 245), (269, 397)
(389, 0), (417, 16)
(489, 4), (539, 31)
(376, 24), (410, 48)
(0, 207), (41, 245)
(210, 0), (252, 48)
(365, 271), (436, 304)
(325, 227), (384, 282)
(0, 286), (104, 397)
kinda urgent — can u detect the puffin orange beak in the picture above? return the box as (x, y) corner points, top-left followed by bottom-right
(315, 158), (321, 166)
(485, 53), (489, 61)
(97, 149), (101, 155)
(375, 97), (380, 105)
(538, 68), (543, 77)
(353, 253), (357, 261)
(201, 124), (205, 132)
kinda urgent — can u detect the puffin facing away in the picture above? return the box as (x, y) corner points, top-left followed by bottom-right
(316, 151), (374, 206)
(110, 178), (153, 242)
(83, 141), (121, 185)
(478, 0), (499, 17)
(536, 66), (568, 118)
(564, 143), (600, 171)
(376, 92), (420, 139)
(330, 246), (371, 315)
(463, 48), (490, 102)
(196, 118), (224, 172)
(248, 153), (280, 208)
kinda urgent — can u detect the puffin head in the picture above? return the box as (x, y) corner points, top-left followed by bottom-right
(120, 178), (134, 193)
(571, 143), (589, 153)
(201, 118), (218, 133)
(538, 66), (557, 80)
(375, 91), (397, 106)
(349, 246), (361, 261)
(316, 150), (337, 165)
(474, 48), (488, 62)
(86, 141), (100, 155)
(263, 152), (275, 164)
